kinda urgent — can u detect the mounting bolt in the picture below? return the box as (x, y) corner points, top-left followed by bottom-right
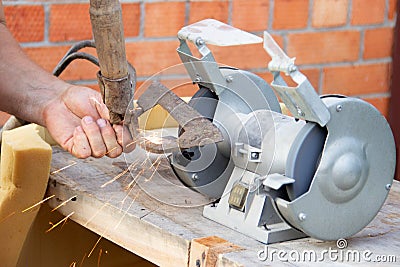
(226, 75), (233, 83)
(196, 38), (205, 46)
(251, 152), (259, 160)
(336, 105), (342, 112)
(194, 76), (202, 83)
(298, 213), (307, 221)
(192, 173), (199, 181)
(290, 65), (297, 72)
(386, 184), (392, 190)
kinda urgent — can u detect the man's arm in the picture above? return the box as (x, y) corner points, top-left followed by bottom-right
(0, 2), (134, 158)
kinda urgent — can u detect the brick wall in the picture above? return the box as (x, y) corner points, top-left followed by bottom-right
(1, 0), (397, 125)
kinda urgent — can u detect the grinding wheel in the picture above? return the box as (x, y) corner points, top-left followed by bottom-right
(285, 123), (327, 200)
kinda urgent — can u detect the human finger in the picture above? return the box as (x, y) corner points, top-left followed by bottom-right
(113, 124), (136, 153)
(94, 101), (111, 121)
(96, 118), (122, 158)
(81, 116), (107, 158)
(71, 126), (91, 159)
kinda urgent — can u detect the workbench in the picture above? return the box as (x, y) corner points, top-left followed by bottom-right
(47, 146), (400, 266)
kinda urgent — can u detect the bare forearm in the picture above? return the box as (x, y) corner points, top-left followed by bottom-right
(0, 23), (69, 126)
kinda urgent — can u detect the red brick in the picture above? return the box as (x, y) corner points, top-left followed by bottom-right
(312, 0), (348, 28)
(232, 0), (269, 31)
(125, 40), (182, 77)
(273, 0), (308, 30)
(351, 0), (385, 25)
(50, 4), (92, 42)
(287, 31), (360, 65)
(144, 2), (185, 37)
(4, 5), (44, 42)
(0, 112), (11, 126)
(363, 97), (390, 118)
(122, 3), (140, 37)
(364, 27), (394, 59)
(189, 1), (229, 24)
(24, 46), (99, 81)
(388, 0), (397, 20)
(322, 63), (391, 96)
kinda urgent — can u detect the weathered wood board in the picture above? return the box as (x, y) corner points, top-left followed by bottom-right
(47, 147), (400, 266)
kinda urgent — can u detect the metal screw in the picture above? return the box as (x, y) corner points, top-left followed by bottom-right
(386, 184), (392, 190)
(226, 75), (233, 83)
(194, 76), (202, 83)
(290, 65), (297, 72)
(336, 105), (342, 112)
(196, 38), (205, 46)
(192, 173), (199, 181)
(298, 213), (307, 221)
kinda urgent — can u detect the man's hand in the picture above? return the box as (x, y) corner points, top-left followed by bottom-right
(43, 85), (135, 158)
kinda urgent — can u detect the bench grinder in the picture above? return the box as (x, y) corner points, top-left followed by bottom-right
(167, 20), (396, 244)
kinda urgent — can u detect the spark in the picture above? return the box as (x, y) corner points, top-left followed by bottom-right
(79, 253), (87, 267)
(51, 162), (77, 175)
(69, 262), (76, 267)
(46, 211), (74, 233)
(145, 160), (162, 182)
(21, 195), (55, 213)
(88, 236), (102, 258)
(100, 158), (139, 188)
(100, 146), (118, 157)
(97, 248), (103, 267)
(126, 169), (145, 189)
(83, 202), (108, 227)
(0, 211), (16, 224)
(114, 190), (141, 230)
(51, 195), (77, 212)
(126, 139), (139, 148)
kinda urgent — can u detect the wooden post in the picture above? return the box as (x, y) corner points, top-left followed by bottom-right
(89, 0), (133, 124)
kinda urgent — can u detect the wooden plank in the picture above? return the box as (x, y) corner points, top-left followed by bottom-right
(47, 147), (400, 266)
(188, 236), (243, 267)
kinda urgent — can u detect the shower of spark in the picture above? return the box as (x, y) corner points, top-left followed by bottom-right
(21, 195), (55, 213)
(51, 195), (77, 212)
(51, 162), (77, 175)
(46, 211), (74, 233)
(69, 262), (76, 267)
(100, 158), (140, 188)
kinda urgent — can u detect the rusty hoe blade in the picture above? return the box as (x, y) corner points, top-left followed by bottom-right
(136, 81), (223, 153)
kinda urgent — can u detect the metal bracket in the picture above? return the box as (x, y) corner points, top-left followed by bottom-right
(177, 19), (264, 95)
(177, 38), (227, 95)
(263, 32), (331, 126)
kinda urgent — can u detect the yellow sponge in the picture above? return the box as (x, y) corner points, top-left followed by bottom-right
(0, 124), (52, 266)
